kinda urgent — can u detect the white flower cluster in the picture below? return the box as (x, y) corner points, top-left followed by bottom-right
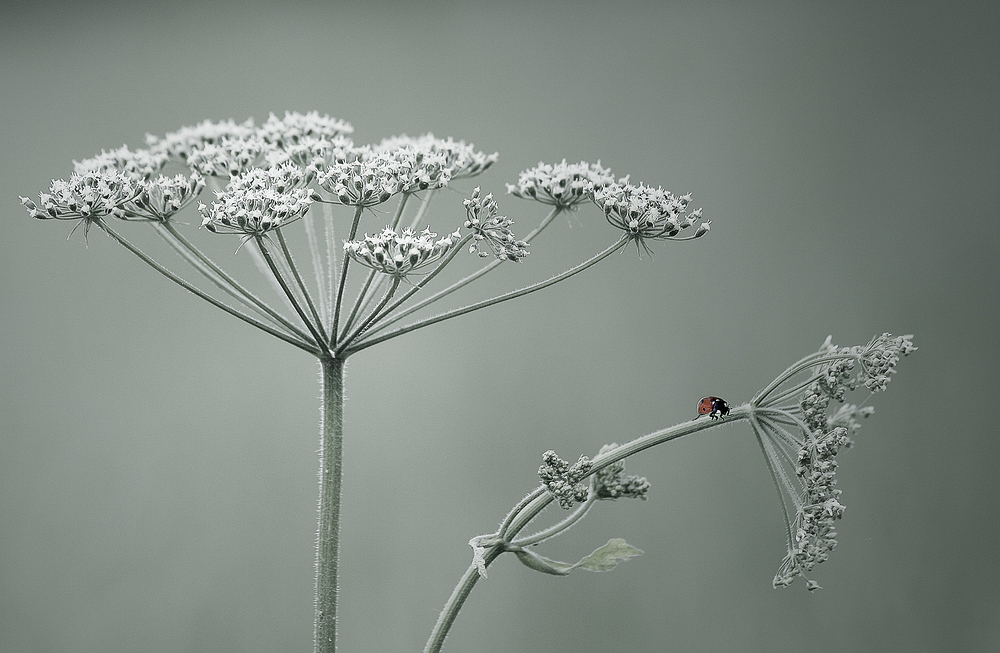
(256, 110), (354, 148)
(144, 117), (257, 160)
(21, 170), (138, 236)
(198, 168), (315, 240)
(463, 187), (528, 262)
(28, 113), (507, 245)
(377, 133), (497, 180)
(592, 182), (706, 247)
(317, 150), (419, 207)
(185, 135), (269, 178)
(124, 173), (206, 223)
(506, 159), (615, 208)
(343, 226), (461, 277)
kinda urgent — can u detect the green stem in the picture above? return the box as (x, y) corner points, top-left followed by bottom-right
(322, 202), (339, 341)
(276, 228), (328, 336)
(751, 352), (854, 406)
(255, 237), (333, 358)
(330, 205), (365, 346)
(157, 223), (312, 341)
(338, 233), (475, 353)
(340, 195), (411, 335)
(303, 211), (331, 327)
(349, 236), (630, 354)
(337, 277), (401, 351)
(748, 414), (797, 559)
(315, 356), (345, 653)
(97, 220), (320, 355)
(405, 188), (435, 230)
(511, 491), (597, 547)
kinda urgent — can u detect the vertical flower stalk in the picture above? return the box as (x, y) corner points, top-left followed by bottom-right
(316, 356), (344, 653)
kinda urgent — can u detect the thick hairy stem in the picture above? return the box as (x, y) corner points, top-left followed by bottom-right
(315, 356), (345, 653)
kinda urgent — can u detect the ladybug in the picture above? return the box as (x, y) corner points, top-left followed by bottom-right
(697, 396), (730, 420)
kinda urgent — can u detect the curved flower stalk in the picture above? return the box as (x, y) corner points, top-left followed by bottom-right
(22, 111), (714, 653)
(427, 334), (914, 652)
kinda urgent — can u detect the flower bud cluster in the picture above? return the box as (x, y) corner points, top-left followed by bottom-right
(800, 358), (856, 434)
(538, 450), (593, 509)
(463, 187), (528, 262)
(124, 173), (206, 222)
(592, 182), (706, 246)
(773, 427), (851, 590)
(21, 170), (138, 224)
(855, 333), (917, 392)
(594, 444), (650, 500)
(74, 145), (168, 181)
(753, 334), (914, 591)
(198, 168), (315, 238)
(506, 160), (616, 208)
(343, 226), (461, 277)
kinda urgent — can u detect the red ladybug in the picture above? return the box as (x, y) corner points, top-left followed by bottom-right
(697, 396), (730, 420)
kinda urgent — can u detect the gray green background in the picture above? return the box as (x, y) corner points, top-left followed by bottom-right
(2, 1), (997, 651)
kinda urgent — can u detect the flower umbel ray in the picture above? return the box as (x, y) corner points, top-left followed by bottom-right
(748, 334), (916, 590)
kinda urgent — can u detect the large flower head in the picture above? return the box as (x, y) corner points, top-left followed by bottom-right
(749, 334), (916, 590)
(185, 135), (272, 179)
(378, 133), (497, 180)
(257, 111), (353, 148)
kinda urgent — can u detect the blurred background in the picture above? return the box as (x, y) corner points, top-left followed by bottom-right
(2, 1), (997, 651)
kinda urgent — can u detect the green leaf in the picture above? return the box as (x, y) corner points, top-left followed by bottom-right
(575, 538), (644, 572)
(511, 538), (643, 576)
